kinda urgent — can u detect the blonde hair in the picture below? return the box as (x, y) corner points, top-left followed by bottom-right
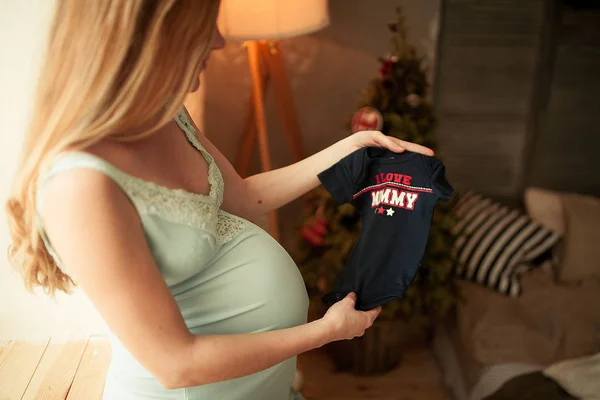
(5, 0), (221, 296)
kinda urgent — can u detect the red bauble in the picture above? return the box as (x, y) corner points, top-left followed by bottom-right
(351, 107), (383, 133)
(301, 207), (329, 247)
(379, 60), (394, 74)
(312, 215), (328, 235)
(301, 225), (325, 246)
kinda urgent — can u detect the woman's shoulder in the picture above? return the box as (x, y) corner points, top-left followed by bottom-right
(36, 149), (154, 283)
(77, 139), (142, 177)
(37, 142), (141, 216)
(42, 139), (143, 189)
(38, 155), (133, 215)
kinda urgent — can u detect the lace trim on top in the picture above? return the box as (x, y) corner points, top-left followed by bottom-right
(110, 165), (219, 234)
(37, 107), (246, 245)
(174, 108), (225, 208)
(216, 209), (247, 243)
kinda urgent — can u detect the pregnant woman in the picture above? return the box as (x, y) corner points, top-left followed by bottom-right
(6, 1), (434, 399)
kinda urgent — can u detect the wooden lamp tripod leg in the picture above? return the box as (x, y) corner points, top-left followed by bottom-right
(261, 41), (305, 163)
(235, 40), (307, 241)
(245, 40), (280, 242)
(235, 55), (270, 179)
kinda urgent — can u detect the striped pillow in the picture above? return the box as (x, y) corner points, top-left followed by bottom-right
(452, 192), (562, 297)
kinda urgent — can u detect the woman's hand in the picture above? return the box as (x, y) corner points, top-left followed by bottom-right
(321, 292), (382, 342)
(351, 130), (435, 157)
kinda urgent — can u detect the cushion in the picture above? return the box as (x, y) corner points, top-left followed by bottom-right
(453, 192), (561, 297)
(456, 268), (600, 367)
(544, 352), (600, 400)
(456, 277), (561, 367)
(524, 187), (566, 235)
(556, 193), (600, 283)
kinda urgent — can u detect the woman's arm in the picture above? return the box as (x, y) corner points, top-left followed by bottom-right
(242, 132), (434, 217)
(41, 168), (378, 389)
(196, 128), (434, 221)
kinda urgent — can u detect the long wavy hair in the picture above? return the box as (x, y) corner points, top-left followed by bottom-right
(5, 0), (221, 296)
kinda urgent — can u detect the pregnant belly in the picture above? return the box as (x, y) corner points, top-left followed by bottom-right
(175, 220), (309, 335)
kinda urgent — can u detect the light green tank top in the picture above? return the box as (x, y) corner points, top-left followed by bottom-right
(35, 108), (309, 400)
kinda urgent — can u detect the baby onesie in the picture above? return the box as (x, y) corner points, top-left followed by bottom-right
(317, 146), (454, 311)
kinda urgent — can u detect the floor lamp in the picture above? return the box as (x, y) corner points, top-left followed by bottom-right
(218, 0), (330, 242)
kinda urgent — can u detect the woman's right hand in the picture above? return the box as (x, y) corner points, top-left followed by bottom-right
(321, 292), (381, 342)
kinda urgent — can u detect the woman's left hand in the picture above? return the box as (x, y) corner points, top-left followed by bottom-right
(350, 130), (435, 157)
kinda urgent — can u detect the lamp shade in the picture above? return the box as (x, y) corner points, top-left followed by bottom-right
(217, 0), (330, 41)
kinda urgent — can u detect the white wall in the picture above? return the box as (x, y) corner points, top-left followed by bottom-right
(0, 1), (108, 341)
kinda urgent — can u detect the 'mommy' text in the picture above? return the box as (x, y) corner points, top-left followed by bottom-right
(371, 188), (419, 210)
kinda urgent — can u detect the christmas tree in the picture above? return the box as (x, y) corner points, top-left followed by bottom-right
(289, 7), (458, 322)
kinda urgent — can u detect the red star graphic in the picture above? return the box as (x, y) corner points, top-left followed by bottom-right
(377, 206), (385, 214)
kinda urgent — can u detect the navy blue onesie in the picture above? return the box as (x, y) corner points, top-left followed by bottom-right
(317, 147), (454, 311)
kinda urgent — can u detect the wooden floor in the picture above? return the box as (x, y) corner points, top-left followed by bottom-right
(0, 336), (110, 400)
(298, 345), (446, 400)
(0, 337), (445, 400)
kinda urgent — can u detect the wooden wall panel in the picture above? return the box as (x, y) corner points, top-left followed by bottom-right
(527, 4), (600, 196)
(434, 0), (547, 200)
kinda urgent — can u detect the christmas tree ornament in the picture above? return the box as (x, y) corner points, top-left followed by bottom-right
(300, 224), (325, 246)
(351, 106), (383, 133)
(406, 93), (421, 108)
(312, 205), (328, 235)
(317, 276), (328, 292)
(379, 60), (394, 74)
(300, 209), (328, 247)
(309, 215), (327, 236)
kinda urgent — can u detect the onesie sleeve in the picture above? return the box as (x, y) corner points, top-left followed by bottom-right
(317, 148), (365, 205)
(425, 157), (454, 202)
